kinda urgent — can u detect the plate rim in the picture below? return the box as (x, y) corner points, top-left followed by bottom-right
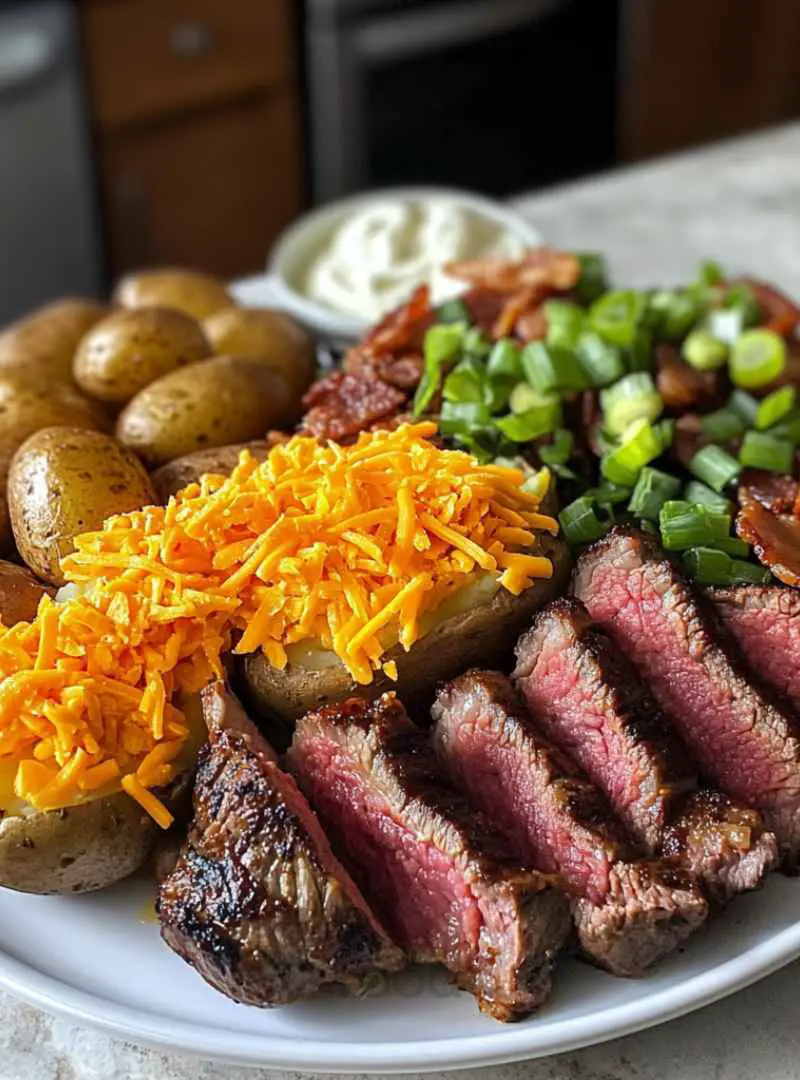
(2, 915), (800, 1072)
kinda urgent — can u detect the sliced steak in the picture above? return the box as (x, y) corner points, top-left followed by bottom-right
(513, 599), (778, 900)
(287, 693), (570, 1021)
(710, 585), (800, 714)
(514, 598), (695, 853)
(574, 527), (800, 864)
(431, 671), (707, 977)
(158, 683), (403, 1006)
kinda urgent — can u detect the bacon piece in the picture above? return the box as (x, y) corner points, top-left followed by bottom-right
(493, 287), (538, 340)
(445, 248), (581, 295)
(357, 285), (433, 357)
(655, 344), (722, 412)
(732, 277), (800, 337)
(737, 487), (800, 588)
(738, 471), (800, 515)
(299, 370), (406, 442)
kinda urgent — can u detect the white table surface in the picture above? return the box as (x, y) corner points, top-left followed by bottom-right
(3, 121), (800, 1080)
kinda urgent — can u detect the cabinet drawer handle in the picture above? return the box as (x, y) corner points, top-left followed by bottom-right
(169, 21), (215, 60)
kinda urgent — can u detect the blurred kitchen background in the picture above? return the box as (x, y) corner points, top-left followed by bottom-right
(2, 0), (799, 322)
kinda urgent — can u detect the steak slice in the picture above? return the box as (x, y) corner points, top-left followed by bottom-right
(287, 693), (570, 1021)
(514, 598), (695, 853)
(158, 683), (403, 1006)
(431, 671), (707, 977)
(710, 585), (800, 714)
(513, 599), (778, 900)
(574, 527), (800, 864)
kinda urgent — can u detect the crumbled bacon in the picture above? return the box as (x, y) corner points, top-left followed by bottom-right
(358, 285), (434, 356)
(515, 304), (549, 343)
(655, 344), (722, 411)
(737, 497), (800, 588)
(738, 471), (800, 515)
(445, 247), (581, 294)
(299, 370), (406, 442)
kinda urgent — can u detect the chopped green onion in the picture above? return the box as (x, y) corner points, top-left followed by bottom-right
(590, 290), (647, 348)
(545, 301), (586, 349)
(463, 326), (491, 359)
(701, 408), (745, 443)
(770, 409), (800, 446)
(484, 376), (515, 413)
(689, 445), (741, 492)
(539, 429), (574, 467)
(755, 386), (796, 431)
(683, 547), (771, 586)
(647, 290), (699, 340)
(728, 389), (759, 425)
(413, 322), (465, 416)
(739, 431), (795, 474)
(697, 259), (725, 288)
(574, 253), (609, 304)
(487, 339), (523, 380)
(509, 383), (559, 416)
(625, 327), (653, 372)
(601, 373), (664, 438)
(521, 342), (588, 394)
(438, 400), (490, 436)
(709, 536), (751, 558)
(723, 282), (762, 327)
(495, 400), (562, 443)
(682, 329), (728, 371)
(730, 328), (788, 389)
(584, 482), (632, 507)
(654, 418), (676, 451)
(576, 333), (625, 387)
(435, 299), (471, 325)
(628, 467), (681, 520)
(601, 419), (663, 486)
(659, 501), (731, 551)
(683, 480), (733, 514)
(559, 496), (609, 545)
(442, 361), (484, 404)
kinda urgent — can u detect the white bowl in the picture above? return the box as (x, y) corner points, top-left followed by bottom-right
(268, 186), (542, 346)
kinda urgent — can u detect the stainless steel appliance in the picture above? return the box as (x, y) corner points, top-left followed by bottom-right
(0, 0), (102, 322)
(305, 0), (619, 202)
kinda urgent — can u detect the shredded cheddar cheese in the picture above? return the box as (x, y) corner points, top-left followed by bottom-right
(0, 422), (556, 823)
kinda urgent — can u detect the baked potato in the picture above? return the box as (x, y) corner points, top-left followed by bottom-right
(74, 307), (211, 405)
(242, 532), (570, 724)
(0, 374), (111, 492)
(116, 356), (295, 468)
(0, 560), (54, 623)
(0, 298), (106, 385)
(8, 427), (157, 585)
(114, 268), (234, 321)
(202, 307), (316, 397)
(151, 440), (270, 502)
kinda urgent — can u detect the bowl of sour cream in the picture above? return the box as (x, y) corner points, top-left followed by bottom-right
(268, 187), (542, 345)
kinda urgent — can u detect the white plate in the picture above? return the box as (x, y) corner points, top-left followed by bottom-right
(0, 873), (798, 1072)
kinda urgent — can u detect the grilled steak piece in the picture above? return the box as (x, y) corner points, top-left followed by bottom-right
(513, 599), (778, 900)
(287, 693), (570, 1021)
(710, 585), (800, 714)
(574, 527), (800, 864)
(158, 683), (403, 1006)
(431, 671), (707, 977)
(514, 598), (695, 853)
(662, 790), (778, 903)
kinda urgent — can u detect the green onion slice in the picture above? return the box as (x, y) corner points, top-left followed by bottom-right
(755, 386), (796, 431)
(683, 546), (771, 586)
(730, 328), (788, 389)
(539, 429), (574, 467)
(413, 322), (465, 416)
(577, 332), (625, 387)
(701, 408), (745, 444)
(435, 298), (472, 325)
(682, 480), (733, 514)
(659, 501), (731, 551)
(682, 329), (728, 371)
(495, 400), (562, 443)
(739, 431), (795, 474)
(688, 445), (741, 492)
(601, 373), (663, 438)
(574, 253), (609, 304)
(487, 339), (523, 380)
(601, 419), (663, 486)
(590, 290), (647, 348)
(521, 342), (589, 394)
(728, 389), (760, 425)
(545, 301), (586, 349)
(628, 467), (681, 520)
(559, 496), (609, 545)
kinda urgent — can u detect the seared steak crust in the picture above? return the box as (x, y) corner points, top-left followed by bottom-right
(514, 598), (695, 853)
(574, 527), (800, 863)
(288, 693), (570, 1022)
(431, 671), (707, 977)
(710, 585), (800, 714)
(158, 684), (403, 1006)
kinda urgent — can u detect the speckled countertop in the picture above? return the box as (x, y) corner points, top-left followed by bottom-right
(3, 123), (800, 1080)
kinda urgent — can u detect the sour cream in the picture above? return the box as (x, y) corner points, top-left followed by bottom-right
(304, 198), (527, 322)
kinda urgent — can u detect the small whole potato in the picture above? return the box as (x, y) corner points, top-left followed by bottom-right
(114, 268), (234, 321)
(0, 560), (54, 624)
(0, 374), (111, 492)
(0, 297), (106, 385)
(8, 426), (157, 585)
(202, 307), (315, 396)
(116, 356), (295, 467)
(151, 440), (270, 501)
(74, 307), (211, 405)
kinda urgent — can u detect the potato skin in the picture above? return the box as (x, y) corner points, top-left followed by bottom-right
(242, 533), (570, 724)
(116, 356), (295, 468)
(0, 375), (110, 493)
(74, 307), (211, 405)
(151, 440), (270, 501)
(114, 269), (234, 321)
(0, 560), (54, 623)
(0, 792), (158, 895)
(0, 298), (106, 385)
(8, 427), (157, 585)
(203, 307), (315, 397)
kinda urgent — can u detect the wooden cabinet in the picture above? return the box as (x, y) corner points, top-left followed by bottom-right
(79, 0), (304, 281)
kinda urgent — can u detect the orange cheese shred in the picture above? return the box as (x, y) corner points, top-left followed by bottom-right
(0, 422), (555, 822)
